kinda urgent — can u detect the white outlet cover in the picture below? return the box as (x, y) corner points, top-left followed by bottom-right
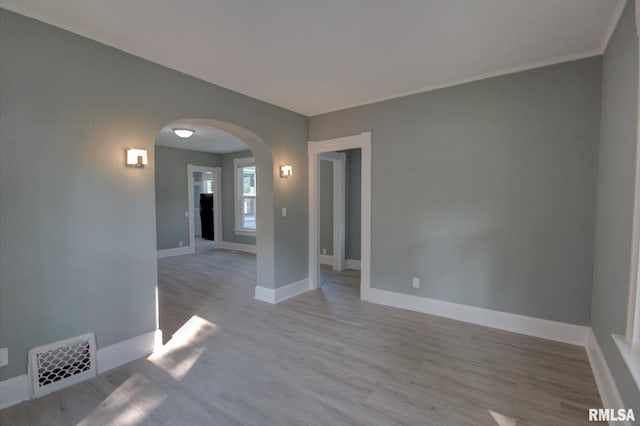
(412, 277), (420, 288)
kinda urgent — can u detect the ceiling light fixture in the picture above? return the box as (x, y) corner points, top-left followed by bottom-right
(173, 128), (195, 139)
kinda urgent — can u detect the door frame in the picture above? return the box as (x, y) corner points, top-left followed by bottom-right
(318, 152), (346, 271)
(308, 132), (371, 300)
(187, 164), (222, 252)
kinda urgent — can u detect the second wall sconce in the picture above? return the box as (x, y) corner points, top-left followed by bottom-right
(280, 165), (293, 178)
(126, 148), (148, 168)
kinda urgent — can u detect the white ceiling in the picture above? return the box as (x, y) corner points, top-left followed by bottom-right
(156, 121), (248, 154)
(0, 0), (624, 116)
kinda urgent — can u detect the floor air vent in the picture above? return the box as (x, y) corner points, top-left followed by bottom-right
(28, 333), (97, 398)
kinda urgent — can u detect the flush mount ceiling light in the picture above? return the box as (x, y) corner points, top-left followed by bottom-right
(173, 128), (195, 139)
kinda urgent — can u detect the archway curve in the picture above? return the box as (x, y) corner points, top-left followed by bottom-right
(157, 118), (276, 289)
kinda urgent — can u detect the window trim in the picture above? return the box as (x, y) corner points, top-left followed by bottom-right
(233, 156), (257, 235)
(618, 16), (640, 390)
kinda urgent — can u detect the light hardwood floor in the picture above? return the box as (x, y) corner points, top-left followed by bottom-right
(1, 250), (602, 425)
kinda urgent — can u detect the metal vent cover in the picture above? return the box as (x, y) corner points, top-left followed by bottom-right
(28, 333), (97, 398)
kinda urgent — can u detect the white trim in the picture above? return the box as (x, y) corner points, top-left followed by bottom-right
(345, 259), (361, 270)
(587, 331), (628, 423)
(333, 154), (346, 271)
(187, 165), (221, 252)
(600, 0), (628, 53)
(219, 241), (257, 254)
(637, 0), (640, 36)
(0, 375), (29, 410)
(274, 278), (312, 303)
(0, 330), (162, 410)
(160, 239), (256, 258)
(97, 329), (162, 374)
(311, 51), (601, 116)
(253, 286), (275, 303)
(319, 254), (334, 266)
(364, 288), (589, 346)
(233, 229), (256, 237)
(626, 0), (640, 348)
(614, 333), (640, 392)
(254, 278), (311, 304)
(309, 132), (371, 301)
(157, 246), (194, 259)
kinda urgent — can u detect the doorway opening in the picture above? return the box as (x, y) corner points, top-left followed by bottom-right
(155, 120), (257, 259)
(188, 165), (221, 253)
(154, 118), (275, 289)
(319, 152), (345, 272)
(309, 132), (371, 300)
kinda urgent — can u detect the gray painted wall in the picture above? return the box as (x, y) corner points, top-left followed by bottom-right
(310, 57), (602, 325)
(221, 150), (257, 245)
(591, 1), (640, 413)
(155, 146), (221, 250)
(320, 160), (334, 255)
(0, 9), (308, 381)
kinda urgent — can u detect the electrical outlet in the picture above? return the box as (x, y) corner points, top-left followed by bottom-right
(0, 347), (8, 367)
(282, 207), (287, 217)
(179, 241), (184, 247)
(322, 248), (327, 255)
(185, 211), (189, 218)
(412, 277), (420, 288)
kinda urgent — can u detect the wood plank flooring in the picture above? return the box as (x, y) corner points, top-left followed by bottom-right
(1, 249), (602, 425)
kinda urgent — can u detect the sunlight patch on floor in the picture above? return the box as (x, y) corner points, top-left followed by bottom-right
(489, 409), (517, 426)
(78, 373), (167, 426)
(148, 315), (220, 381)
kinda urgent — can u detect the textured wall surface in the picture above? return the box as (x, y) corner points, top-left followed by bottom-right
(311, 57), (601, 325)
(0, 9), (308, 381)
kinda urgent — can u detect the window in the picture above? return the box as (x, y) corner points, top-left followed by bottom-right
(203, 172), (214, 194)
(234, 157), (256, 235)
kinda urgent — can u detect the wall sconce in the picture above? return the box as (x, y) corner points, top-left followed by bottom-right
(280, 165), (293, 178)
(126, 148), (148, 168)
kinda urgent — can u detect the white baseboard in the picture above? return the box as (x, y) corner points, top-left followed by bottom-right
(320, 254), (334, 266)
(345, 259), (361, 270)
(220, 241), (256, 254)
(157, 246), (194, 259)
(586, 330), (627, 419)
(0, 374), (29, 410)
(364, 288), (589, 346)
(97, 329), (162, 374)
(320, 256), (360, 270)
(254, 286), (275, 303)
(0, 329), (162, 411)
(159, 241), (256, 257)
(254, 278), (311, 304)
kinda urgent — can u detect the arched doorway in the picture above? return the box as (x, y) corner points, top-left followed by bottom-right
(154, 118), (276, 290)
